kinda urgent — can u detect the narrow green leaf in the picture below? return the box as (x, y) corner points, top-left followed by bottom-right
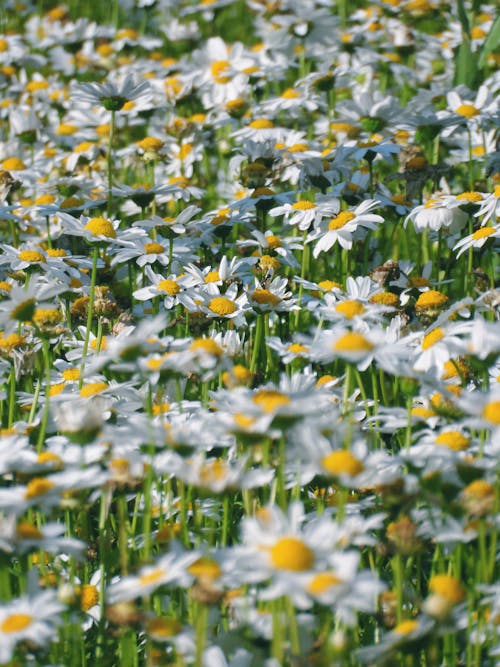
(456, 0), (470, 36)
(453, 37), (478, 88)
(478, 15), (500, 69)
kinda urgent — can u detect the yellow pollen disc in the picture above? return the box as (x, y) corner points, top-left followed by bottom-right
(334, 331), (373, 353)
(288, 143), (308, 152)
(0, 333), (25, 350)
(211, 60), (231, 83)
(16, 521), (43, 539)
(411, 407), (435, 419)
(456, 191), (482, 202)
(321, 450), (364, 476)
(152, 402), (170, 415)
(429, 574), (464, 604)
(259, 255), (280, 271)
(146, 617), (181, 637)
(137, 136), (164, 152)
(464, 479), (493, 499)
(422, 327), (444, 349)
(251, 288), (280, 306)
(233, 413), (255, 429)
(494, 185), (500, 197)
(391, 194), (411, 206)
(328, 211), (356, 230)
(270, 537), (314, 571)
(61, 196), (83, 208)
(178, 143), (193, 160)
(157, 279), (180, 295)
(80, 382), (108, 397)
(139, 568), (164, 586)
(0, 39), (7, 52)
(472, 227), (495, 240)
(84, 217), (116, 238)
(265, 234), (281, 249)
(18, 250), (45, 263)
(208, 296), (237, 316)
(90, 336), (107, 351)
(407, 156), (428, 170)
(394, 620), (418, 635)
(370, 292), (399, 307)
(307, 572), (342, 595)
(189, 556), (222, 579)
(33, 308), (62, 327)
(80, 585), (99, 611)
(1, 613), (33, 633)
(281, 88), (300, 99)
(46, 248), (67, 257)
(37, 451), (63, 467)
(249, 118), (274, 129)
(335, 300), (365, 319)
(144, 242), (164, 254)
(288, 343), (308, 354)
(75, 141), (94, 153)
(2, 157), (26, 170)
(252, 389), (290, 413)
(435, 431), (469, 451)
(0, 282), (12, 291)
(415, 290), (448, 310)
(199, 459), (228, 485)
(35, 194), (56, 205)
(455, 104), (479, 119)
(316, 374), (336, 387)
(204, 270), (220, 283)
(57, 123), (77, 135)
(189, 338), (222, 356)
(24, 477), (55, 499)
(482, 400), (500, 425)
(472, 146), (485, 156)
(49, 382), (65, 396)
(318, 280), (342, 291)
(292, 200), (315, 210)
(62, 368), (80, 381)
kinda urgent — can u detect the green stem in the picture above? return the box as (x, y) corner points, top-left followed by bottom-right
(81, 246), (99, 376)
(107, 109), (115, 218)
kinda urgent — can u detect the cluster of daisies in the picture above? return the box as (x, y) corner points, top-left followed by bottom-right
(0, 0), (499, 665)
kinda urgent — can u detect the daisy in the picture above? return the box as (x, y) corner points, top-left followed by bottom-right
(268, 195), (340, 231)
(310, 200), (384, 256)
(72, 74), (153, 111)
(452, 224), (500, 258)
(0, 590), (65, 664)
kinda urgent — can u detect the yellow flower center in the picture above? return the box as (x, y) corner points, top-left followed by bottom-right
(1, 613), (33, 633)
(62, 368), (80, 381)
(37, 451), (63, 467)
(139, 568), (164, 586)
(136, 136), (164, 152)
(307, 572), (342, 595)
(415, 290), (448, 311)
(335, 300), (365, 319)
(288, 343), (308, 354)
(472, 227), (495, 240)
(435, 431), (469, 451)
(292, 200), (315, 210)
(482, 400), (500, 425)
(211, 60), (231, 83)
(328, 211), (356, 230)
(33, 308), (62, 327)
(16, 521), (43, 539)
(249, 118), (274, 129)
(80, 381), (108, 397)
(464, 479), (494, 499)
(144, 242), (164, 254)
(208, 296), (237, 316)
(456, 191), (482, 202)
(394, 619), (418, 635)
(204, 270), (220, 283)
(270, 537), (314, 571)
(2, 157), (26, 170)
(18, 250), (45, 263)
(422, 327), (444, 349)
(190, 338), (223, 356)
(318, 279), (342, 291)
(252, 389), (290, 413)
(188, 556), (222, 580)
(0, 333), (25, 351)
(370, 292), (399, 307)
(35, 194), (56, 205)
(199, 459), (228, 485)
(46, 248), (67, 257)
(251, 288), (280, 306)
(411, 407), (435, 419)
(80, 584), (99, 611)
(429, 574), (464, 604)
(146, 617), (182, 638)
(178, 143), (193, 160)
(321, 450), (364, 476)
(49, 382), (65, 396)
(24, 477), (55, 499)
(455, 103), (479, 119)
(281, 88), (300, 99)
(157, 279), (180, 295)
(334, 331), (373, 353)
(84, 217), (116, 238)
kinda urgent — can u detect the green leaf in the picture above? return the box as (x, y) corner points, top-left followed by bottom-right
(456, 0), (470, 36)
(478, 14), (500, 69)
(453, 37), (478, 88)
